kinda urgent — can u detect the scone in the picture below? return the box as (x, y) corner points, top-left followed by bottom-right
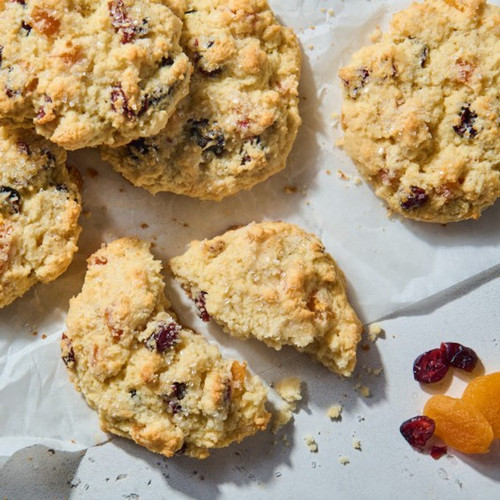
(0, 126), (81, 308)
(339, 0), (500, 223)
(170, 222), (362, 376)
(0, 0), (192, 149)
(101, 0), (301, 200)
(61, 238), (270, 459)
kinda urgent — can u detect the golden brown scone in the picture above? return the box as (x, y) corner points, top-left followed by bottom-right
(170, 222), (362, 376)
(0, 126), (81, 308)
(62, 238), (270, 459)
(101, 0), (301, 200)
(339, 0), (500, 223)
(0, 0), (192, 149)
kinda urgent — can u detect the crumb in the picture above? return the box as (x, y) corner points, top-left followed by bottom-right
(328, 9), (335, 16)
(41, 334), (47, 339)
(337, 170), (351, 181)
(338, 456), (350, 465)
(284, 185), (298, 194)
(353, 176), (362, 186)
(274, 377), (302, 408)
(308, 26), (316, 30)
(82, 210), (91, 219)
(307, 44), (314, 50)
(31, 331), (38, 336)
(370, 26), (382, 43)
(327, 404), (343, 420)
(356, 384), (371, 398)
(320, 8), (326, 13)
(352, 438), (362, 451)
(119, 187), (125, 193)
(86, 167), (98, 179)
(335, 137), (344, 148)
(367, 323), (383, 342)
(372, 367), (383, 376)
(304, 435), (318, 453)
(326, 170), (332, 175)
(150, 242), (156, 248)
(140, 223), (149, 229)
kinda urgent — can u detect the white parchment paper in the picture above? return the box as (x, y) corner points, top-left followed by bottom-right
(1, 0), (499, 457)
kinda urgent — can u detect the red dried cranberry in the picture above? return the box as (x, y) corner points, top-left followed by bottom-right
(413, 348), (449, 383)
(111, 84), (135, 120)
(17, 141), (30, 155)
(170, 382), (187, 401)
(401, 186), (428, 211)
(194, 291), (210, 322)
(108, 0), (135, 44)
(420, 45), (429, 68)
(430, 445), (447, 460)
(453, 105), (477, 139)
(147, 322), (180, 352)
(400, 416), (435, 450)
(440, 342), (478, 373)
(0, 46), (3, 67)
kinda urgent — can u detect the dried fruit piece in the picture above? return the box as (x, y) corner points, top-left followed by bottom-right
(400, 186), (428, 211)
(413, 348), (449, 383)
(30, 6), (60, 36)
(453, 104), (477, 139)
(108, 0), (136, 44)
(462, 372), (500, 438)
(146, 322), (180, 352)
(423, 395), (493, 454)
(400, 415), (435, 450)
(111, 84), (135, 120)
(440, 342), (478, 372)
(430, 446), (447, 460)
(0, 186), (22, 215)
(194, 291), (210, 322)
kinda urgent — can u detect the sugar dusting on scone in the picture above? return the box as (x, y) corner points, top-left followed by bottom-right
(61, 238), (270, 459)
(170, 222), (362, 376)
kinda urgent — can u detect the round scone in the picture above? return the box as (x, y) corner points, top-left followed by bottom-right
(0, 127), (81, 308)
(101, 0), (301, 201)
(170, 222), (362, 376)
(339, 0), (500, 223)
(0, 0), (192, 149)
(62, 238), (269, 459)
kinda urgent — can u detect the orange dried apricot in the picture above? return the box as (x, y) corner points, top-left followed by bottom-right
(423, 395), (493, 454)
(462, 372), (500, 438)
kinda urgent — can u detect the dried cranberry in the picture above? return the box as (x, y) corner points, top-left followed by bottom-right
(108, 0), (135, 44)
(61, 334), (76, 367)
(0, 46), (3, 67)
(170, 382), (187, 400)
(453, 105), (477, 139)
(55, 184), (69, 192)
(241, 153), (251, 165)
(127, 137), (157, 160)
(21, 20), (32, 35)
(430, 445), (447, 460)
(162, 383), (186, 414)
(400, 185), (428, 211)
(440, 342), (478, 373)
(43, 148), (56, 169)
(413, 348), (449, 383)
(175, 442), (187, 455)
(146, 322), (180, 352)
(160, 56), (174, 67)
(129, 389), (137, 397)
(188, 119), (225, 156)
(5, 87), (20, 98)
(400, 416), (435, 450)
(198, 66), (223, 78)
(342, 67), (370, 99)
(0, 186), (22, 215)
(111, 84), (135, 120)
(194, 291), (210, 322)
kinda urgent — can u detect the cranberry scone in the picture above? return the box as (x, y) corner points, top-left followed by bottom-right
(339, 0), (500, 223)
(101, 0), (301, 200)
(0, 0), (192, 149)
(61, 238), (270, 459)
(0, 126), (81, 308)
(170, 222), (362, 376)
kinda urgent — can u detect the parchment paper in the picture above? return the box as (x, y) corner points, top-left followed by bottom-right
(1, 0), (499, 457)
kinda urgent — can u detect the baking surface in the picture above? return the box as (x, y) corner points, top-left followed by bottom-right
(0, 0), (499, 497)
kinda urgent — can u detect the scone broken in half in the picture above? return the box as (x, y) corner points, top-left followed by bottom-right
(170, 222), (362, 376)
(61, 238), (270, 459)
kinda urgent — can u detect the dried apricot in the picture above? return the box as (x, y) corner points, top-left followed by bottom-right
(423, 395), (493, 454)
(462, 372), (500, 438)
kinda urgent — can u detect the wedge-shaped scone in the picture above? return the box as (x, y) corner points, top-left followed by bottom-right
(170, 222), (362, 376)
(61, 238), (269, 459)
(0, 126), (81, 308)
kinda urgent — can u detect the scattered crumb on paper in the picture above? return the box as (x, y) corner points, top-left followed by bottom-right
(367, 323), (383, 342)
(352, 438), (362, 451)
(304, 435), (318, 453)
(327, 404), (343, 420)
(339, 456), (350, 465)
(274, 377), (302, 410)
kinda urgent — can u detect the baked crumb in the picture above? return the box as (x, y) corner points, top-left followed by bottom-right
(338, 456), (350, 465)
(356, 384), (371, 398)
(353, 176), (362, 186)
(284, 185), (298, 194)
(352, 438), (362, 451)
(271, 406), (293, 434)
(367, 323), (383, 342)
(327, 404), (343, 420)
(274, 377), (302, 409)
(370, 26), (382, 43)
(304, 435), (318, 453)
(337, 170), (351, 181)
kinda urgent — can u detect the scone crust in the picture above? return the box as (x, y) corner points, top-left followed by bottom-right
(101, 0), (301, 200)
(170, 222), (362, 376)
(0, 126), (81, 308)
(62, 238), (269, 459)
(339, 0), (500, 223)
(0, 0), (192, 149)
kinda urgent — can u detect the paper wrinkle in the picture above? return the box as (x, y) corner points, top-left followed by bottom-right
(1, 0), (499, 456)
